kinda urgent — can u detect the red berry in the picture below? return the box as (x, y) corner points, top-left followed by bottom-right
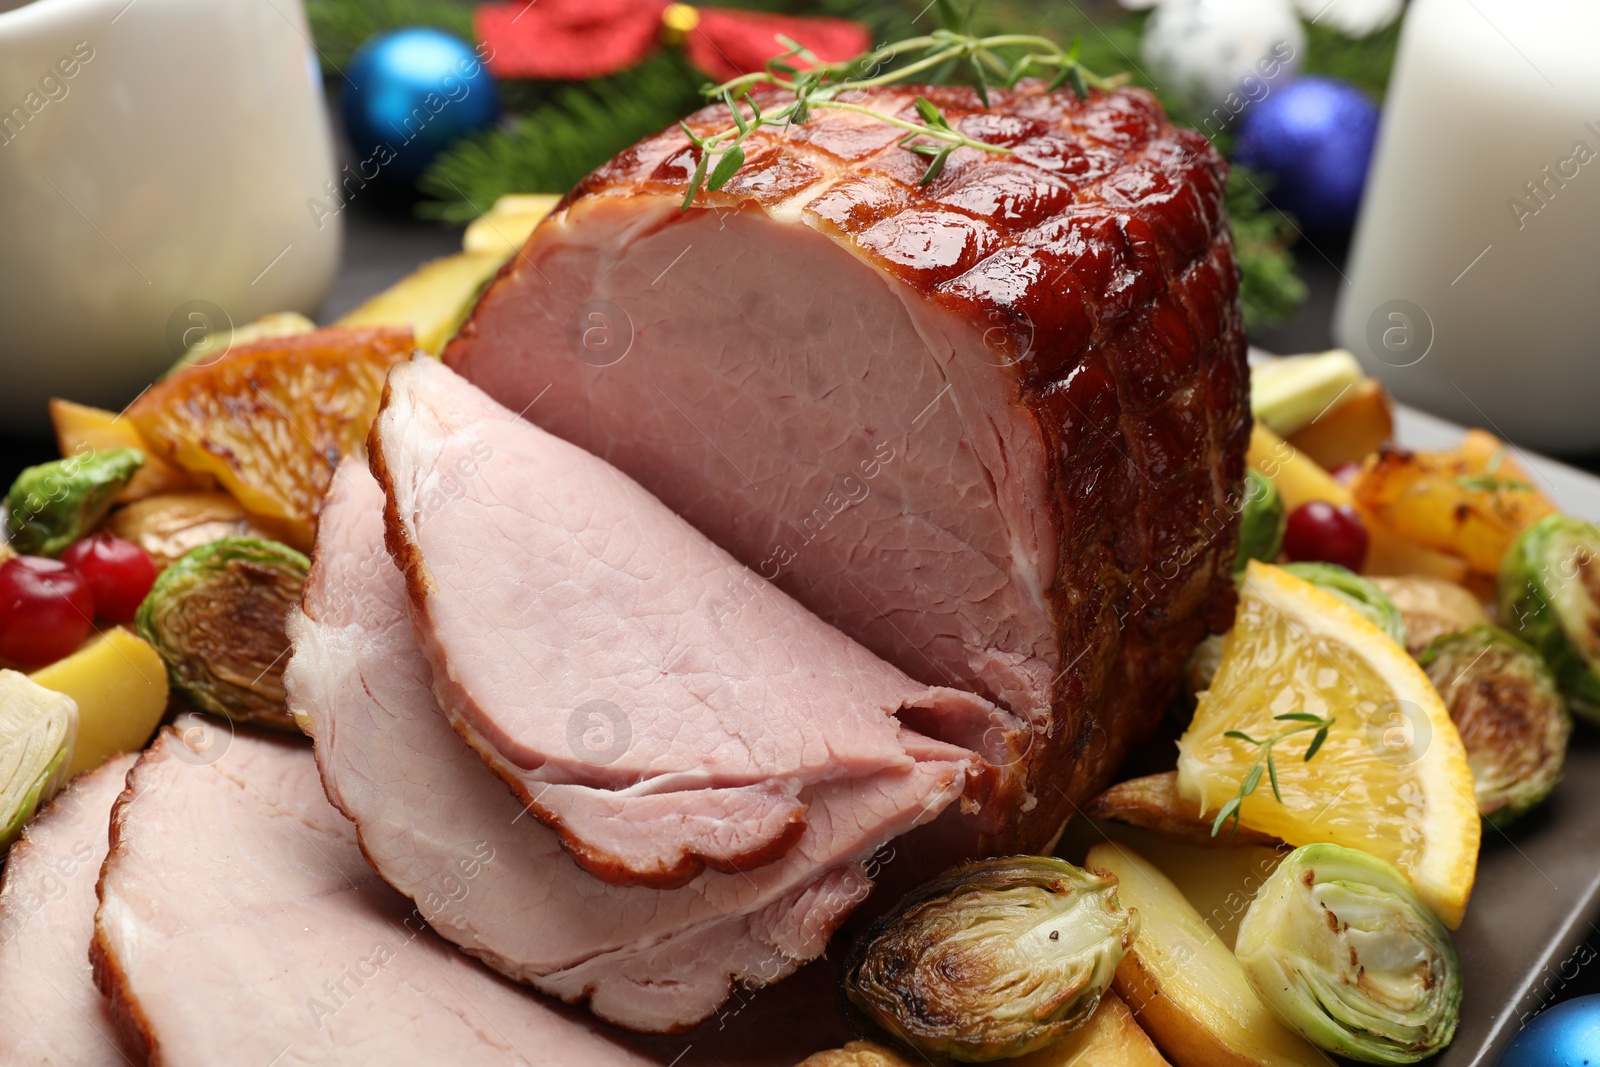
(60, 533), (157, 623)
(0, 557), (95, 666)
(1283, 501), (1370, 572)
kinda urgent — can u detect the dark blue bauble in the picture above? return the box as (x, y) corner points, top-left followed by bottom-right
(1235, 75), (1380, 233)
(1498, 995), (1600, 1066)
(340, 28), (498, 184)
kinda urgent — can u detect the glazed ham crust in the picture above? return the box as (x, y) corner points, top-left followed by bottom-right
(446, 82), (1248, 855)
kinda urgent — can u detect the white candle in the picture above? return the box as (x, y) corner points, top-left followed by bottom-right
(1333, 0), (1600, 453)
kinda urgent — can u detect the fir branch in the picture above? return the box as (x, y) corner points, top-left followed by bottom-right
(305, 0), (475, 74)
(419, 56), (706, 223)
(1228, 165), (1307, 331)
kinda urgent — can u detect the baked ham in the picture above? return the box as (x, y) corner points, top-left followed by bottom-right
(0, 753), (136, 1066)
(367, 356), (1009, 893)
(444, 82), (1248, 851)
(287, 453), (973, 1031)
(89, 729), (668, 1065)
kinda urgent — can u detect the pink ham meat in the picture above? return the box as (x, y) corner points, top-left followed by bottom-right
(0, 753), (136, 1066)
(286, 457), (968, 1032)
(368, 357), (1010, 889)
(89, 728), (670, 1065)
(444, 82), (1248, 854)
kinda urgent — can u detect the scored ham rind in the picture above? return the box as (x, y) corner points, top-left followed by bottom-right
(89, 728), (669, 1065)
(367, 357), (1012, 889)
(286, 456), (974, 1032)
(444, 82), (1248, 854)
(0, 753), (136, 1067)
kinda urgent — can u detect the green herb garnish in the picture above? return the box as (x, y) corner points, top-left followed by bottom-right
(1210, 712), (1336, 838)
(678, 7), (1121, 204)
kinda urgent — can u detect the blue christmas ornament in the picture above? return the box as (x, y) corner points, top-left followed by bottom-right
(1234, 75), (1380, 232)
(1497, 995), (1600, 1066)
(340, 28), (499, 185)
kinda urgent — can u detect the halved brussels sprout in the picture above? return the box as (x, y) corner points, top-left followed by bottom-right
(1498, 515), (1600, 719)
(1236, 843), (1461, 1064)
(136, 537), (308, 731)
(5, 448), (144, 556)
(0, 670), (78, 850)
(1282, 561), (1407, 647)
(842, 857), (1137, 1062)
(1236, 468), (1286, 572)
(1420, 626), (1568, 824)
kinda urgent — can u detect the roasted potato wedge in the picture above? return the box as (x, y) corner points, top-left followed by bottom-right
(1285, 378), (1394, 470)
(1247, 423), (1350, 511)
(1088, 842), (1323, 1067)
(1370, 575), (1492, 657)
(796, 993), (1170, 1067)
(1086, 773), (1282, 849)
(1353, 434), (1557, 577)
(49, 399), (199, 501)
(106, 491), (294, 571)
(337, 252), (504, 354)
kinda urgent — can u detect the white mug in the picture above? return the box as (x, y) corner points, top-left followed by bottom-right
(0, 0), (341, 431)
(1334, 0), (1600, 454)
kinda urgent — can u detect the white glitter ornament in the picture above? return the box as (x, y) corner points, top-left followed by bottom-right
(1292, 0), (1402, 37)
(1139, 0), (1305, 113)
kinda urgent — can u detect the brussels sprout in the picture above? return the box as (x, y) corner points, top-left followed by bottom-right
(5, 448), (145, 557)
(842, 857), (1136, 1062)
(0, 670), (77, 851)
(1236, 843), (1461, 1064)
(1420, 626), (1569, 824)
(1498, 515), (1600, 719)
(136, 537), (308, 731)
(1282, 561), (1407, 647)
(1236, 469), (1286, 572)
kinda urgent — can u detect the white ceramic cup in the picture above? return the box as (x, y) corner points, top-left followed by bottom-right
(0, 0), (341, 431)
(1334, 0), (1600, 454)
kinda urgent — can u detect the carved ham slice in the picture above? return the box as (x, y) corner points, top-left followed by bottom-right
(0, 753), (136, 1067)
(444, 82), (1248, 854)
(287, 456), (971, 1032)
(89, 729), (672, 1064)
(367, 357), (1009, 889)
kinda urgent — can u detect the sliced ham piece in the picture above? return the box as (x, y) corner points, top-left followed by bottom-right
(0, 753), (136, 1066)
(289, 455), (974, 1031)
(444, 82), (1248, 853)
(368, 357), (1010, 888)
(89, 728), (672, 1065)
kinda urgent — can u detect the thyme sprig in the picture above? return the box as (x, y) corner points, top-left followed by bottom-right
(1210, 712), (1336, 838)
(676, 22), (1123, 208)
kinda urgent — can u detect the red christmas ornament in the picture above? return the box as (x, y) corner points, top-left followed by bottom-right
(476, 0), (871, 84)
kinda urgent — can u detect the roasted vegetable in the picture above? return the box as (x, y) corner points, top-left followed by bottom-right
(1420, 626), (1568, 824)
(1353, 432), (1557, 577)
(1236, 468), (1286, 572)
(1499, 515), (1600, 718)
(1370, 576), (1491, 657)
(1183, 634), (1224, 699)
(30, 627), (169, 778)
(1088, 841), (1325, 1067)
(1251, 350), (1365, 438)
(0, 670), (77, 850)
(1236, 843), (1461, 1064)
(49, 399), (199, 501)
(1281, 562), (1406, 647)
(1086, 772), (1281, 849)
(106, 491), (292, 571)
(336, 253), (502, 354)
(5, 448), (144, 557)
(1286, 378), (1395, 470)
(168, 310), (316, 374)
(1248, 422), (1351, 512)
(842, 857), (1136, 1062)
(460, 193), (561, 256)
(136, 537), (308, 730)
